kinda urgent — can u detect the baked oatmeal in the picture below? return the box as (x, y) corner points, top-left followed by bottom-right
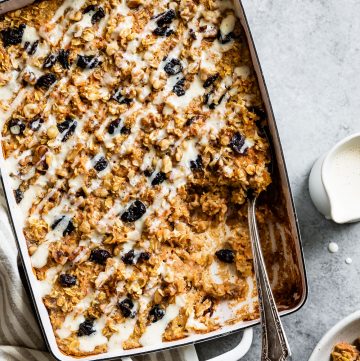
(0, 0), (299, 357)
(332, 341), (360, 361)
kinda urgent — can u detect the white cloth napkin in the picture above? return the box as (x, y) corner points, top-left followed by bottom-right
(0, 190), (186, 361)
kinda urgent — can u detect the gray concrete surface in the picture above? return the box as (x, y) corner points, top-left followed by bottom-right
(197, 0), (360, 360)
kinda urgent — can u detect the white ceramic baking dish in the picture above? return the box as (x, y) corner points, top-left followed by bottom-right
(0, 1), (308, 360)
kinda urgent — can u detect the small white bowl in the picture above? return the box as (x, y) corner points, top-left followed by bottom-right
(309, 310), (360, 361)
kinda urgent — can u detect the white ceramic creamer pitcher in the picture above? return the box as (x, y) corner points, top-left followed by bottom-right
(309, 133), (360, 223)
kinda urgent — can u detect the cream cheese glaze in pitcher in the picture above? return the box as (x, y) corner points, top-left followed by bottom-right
(309, 133), (360, 223)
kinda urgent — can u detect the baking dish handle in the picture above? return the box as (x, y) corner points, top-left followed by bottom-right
(205, 328), (253, 361)
(120, 328), (253, 361)
(178, 327), (253, 361)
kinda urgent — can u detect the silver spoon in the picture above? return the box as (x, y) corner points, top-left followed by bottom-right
(248, 196), (292, 361)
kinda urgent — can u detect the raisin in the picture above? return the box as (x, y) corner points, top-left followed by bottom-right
(149, 305), (165, 323)
(94, 156), (108, 172)
(30, 41), (39, 55)
(107, 118), (121, 134)
(89, 249), (111, 265)
(112, 90), (132, 104)
(121, 97), (132, 105)
(218, 30), (234, 44)
(203, 90), (213, 106)
(91, 7), (105, 24)
(62, 121), (77, 142)
(248, 106), (266, 121)
(203, 73), (219, 88)
(14, 189), (23, 204)
(121, 200), (146, 222)
(37, 159), (49, 174)
(166, 29), (174, 37)
(173, 78), (185, 96)
(78, 319), (95, 336)
(164, 58), (182, 76)
(144, 169), (153, 177)
(217, 92), (227, 106)
(118, 298), (136, 318)
(26, 40), (39, 56)
(63, 220), (75, 236)
(57, 118), (72, 133)
(59, 274), (77, 287)
(156, 9), (176, 27)
(77, 55), (100, 69)
(30, 117), (44, 131)
(185, 116), (197, 126)
(229, 132), (247, 155)
(43, 54), (57, 69)
(153, 26), (166, 36)
(138, 252), (151, 262)
(120, 126), (131, 135)
(58, 49), (70, 69)
(51, 216), (65, 230)
(190, 155), (203, 171)
(35, 73), (57, 90)
(204, 90), (227, 109)
(76, 188), (87, 198)
(122, 250), (135, 265)
(1, 24), (25, 47)
(189, 29), (197, 40)
(153, 26), (174, 37)
(83, 4), (96, 13)
(151, 172), (166, 186)
(119, 97), (132, 105)
(120, 298), (134, 309)
(8, 119), (25, 135)
(215, 249), (235, 263)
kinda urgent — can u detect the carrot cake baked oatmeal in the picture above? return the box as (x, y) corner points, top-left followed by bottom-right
(331, 341), (360, 361)
(0, 0), (291, 357)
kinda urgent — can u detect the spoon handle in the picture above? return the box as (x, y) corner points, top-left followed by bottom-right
(248, 198), (292, 361)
